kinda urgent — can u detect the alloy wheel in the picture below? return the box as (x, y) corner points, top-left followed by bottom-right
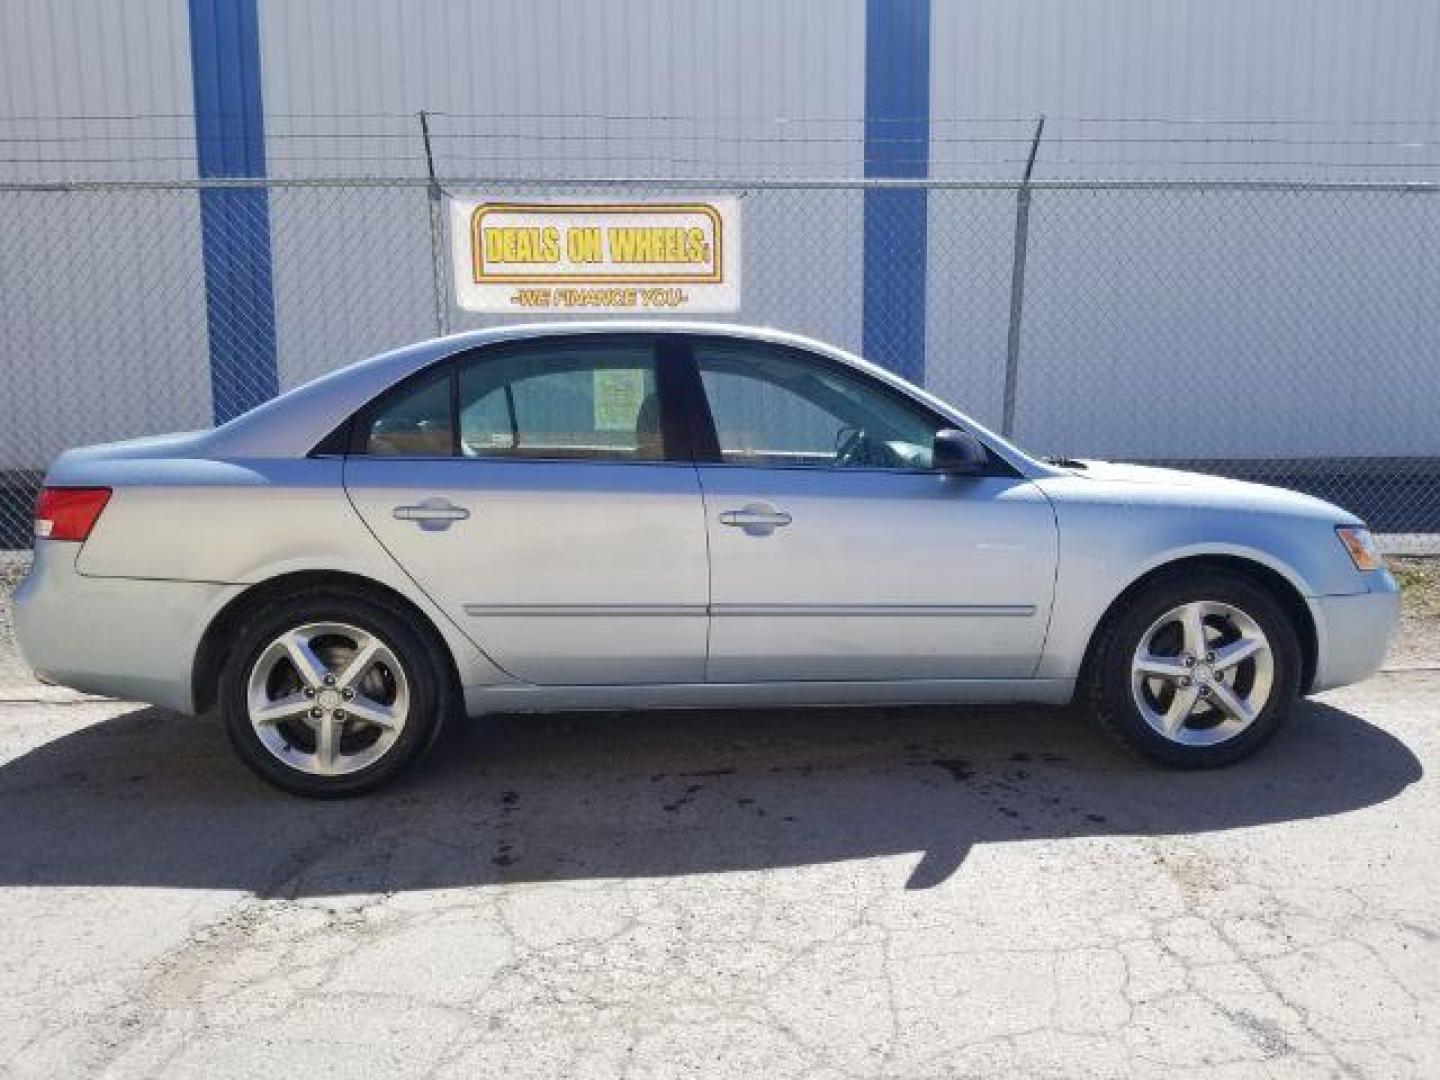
(1130, 600), (1275, 747)
(245, 621), (410, 776)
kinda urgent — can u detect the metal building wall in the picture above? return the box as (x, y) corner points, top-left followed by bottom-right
(257, 0), (867, 180)
(0, 0), (197, 183)
(925, 0), (1440, 456)
(255, 0), (868, 389)
(3, 0), (1440, 469)
(932, 0), (1440, 169)
(0, 0), (210, 476)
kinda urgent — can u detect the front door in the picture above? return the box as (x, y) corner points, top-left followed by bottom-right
(345, 335), (708, 685)
(689, 338), (1058, 682)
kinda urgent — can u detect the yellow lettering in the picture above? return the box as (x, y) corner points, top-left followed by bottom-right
(566, 226), (603, 263)
(607, 227), (709, 264)
(555, 287), (639, 308)
(484, 228), (506, 263)
(608, 228), (637, 263)
(484, 227), (561, 264)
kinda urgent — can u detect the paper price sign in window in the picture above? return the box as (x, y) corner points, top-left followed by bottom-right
(593, 368), (648, 432)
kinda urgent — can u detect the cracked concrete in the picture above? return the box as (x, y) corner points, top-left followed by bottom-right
(0, 672), (1435, 1078)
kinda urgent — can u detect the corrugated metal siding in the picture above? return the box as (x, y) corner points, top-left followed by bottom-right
(256, 0), (868, 389)
(258, 0), (867, 179)
(919, 1), (1440, 452)
(9, 1), (1439, 182)
(0, 0), (209, 473)
(0, 0), (197, 182)
(932, 0), (1440, 125)
(1010, 186), (1440, 458)
(931, 0), (1440, 181)
(2, 0), (1439, 468)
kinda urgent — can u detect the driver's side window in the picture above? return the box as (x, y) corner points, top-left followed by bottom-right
(696, 341), (940, 470)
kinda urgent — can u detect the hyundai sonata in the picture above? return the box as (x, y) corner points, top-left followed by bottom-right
(14, 324), (1398, 795)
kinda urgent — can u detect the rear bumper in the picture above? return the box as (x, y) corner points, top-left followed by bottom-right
(1308, 571), (1401, 693)
(13, 541), (236, 713)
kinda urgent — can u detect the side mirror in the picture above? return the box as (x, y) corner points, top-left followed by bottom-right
(932, 428), (988, 475)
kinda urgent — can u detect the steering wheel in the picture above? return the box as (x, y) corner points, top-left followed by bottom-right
(835, 425), (867, 467)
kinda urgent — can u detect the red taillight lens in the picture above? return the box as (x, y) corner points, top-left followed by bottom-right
(34, 487), (111, 542)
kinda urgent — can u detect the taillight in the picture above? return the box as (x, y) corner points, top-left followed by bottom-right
(34, 487), (111, 542)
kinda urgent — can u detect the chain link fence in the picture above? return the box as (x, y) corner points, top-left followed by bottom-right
(1, 175), (1437, 550)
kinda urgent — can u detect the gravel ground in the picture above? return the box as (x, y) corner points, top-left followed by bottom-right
(0, 553), (27, 692)
(1388, 557), (1440, 668)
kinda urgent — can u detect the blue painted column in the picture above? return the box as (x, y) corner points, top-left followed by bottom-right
(862, 0), (931, 384)
(188, 0), (277, 423)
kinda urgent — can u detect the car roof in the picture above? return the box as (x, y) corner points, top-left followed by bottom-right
(202, 321), (1041, 473)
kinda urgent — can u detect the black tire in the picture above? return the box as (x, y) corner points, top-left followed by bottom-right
(1085, 570), (1302, 768)
(219, 587), (452, 797)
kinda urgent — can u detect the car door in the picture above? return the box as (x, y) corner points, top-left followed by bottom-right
(689, 337), (1058, 682)
(344, 334), (709, 685)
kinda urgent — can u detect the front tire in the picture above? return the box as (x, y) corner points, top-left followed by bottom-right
(1086, 571), (1302, 768)
(219, 589), (449, 796)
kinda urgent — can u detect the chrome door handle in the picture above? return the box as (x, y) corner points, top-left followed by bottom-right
(719, 503), (792, 536)
(393, 498), (470, 531)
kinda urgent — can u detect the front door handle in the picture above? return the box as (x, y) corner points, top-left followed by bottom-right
(719, 502), (792, 536)
(393, 498), (470, 531)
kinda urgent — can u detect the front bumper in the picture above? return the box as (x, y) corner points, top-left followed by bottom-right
(1307, 570), (1401, 693)
(13, 540), (237, 712)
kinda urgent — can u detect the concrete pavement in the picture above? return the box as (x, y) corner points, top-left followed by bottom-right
(0, 672), (1435, 1078)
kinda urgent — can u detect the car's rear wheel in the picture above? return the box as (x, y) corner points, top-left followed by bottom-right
(1086, 571), (1302, 767)
(219, 590), (448, 796)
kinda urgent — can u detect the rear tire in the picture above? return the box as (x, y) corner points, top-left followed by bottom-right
(1085, 570), (1302, 768)
(219, 588), (450, 797)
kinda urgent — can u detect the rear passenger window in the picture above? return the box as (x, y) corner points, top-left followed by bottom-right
(458, 341), (663, 461)
(355, 338), (667, 461)
(363, 367), (453, 456)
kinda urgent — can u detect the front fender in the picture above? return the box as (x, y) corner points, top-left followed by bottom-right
(1036, 496), (1363, 681)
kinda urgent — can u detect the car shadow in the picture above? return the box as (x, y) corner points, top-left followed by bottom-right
(0, 698), (1421, 894)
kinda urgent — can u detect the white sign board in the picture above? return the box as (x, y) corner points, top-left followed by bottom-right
(450, 198), (740, 314)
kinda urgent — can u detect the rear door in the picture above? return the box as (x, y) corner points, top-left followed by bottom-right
(344, 335), (709, 685)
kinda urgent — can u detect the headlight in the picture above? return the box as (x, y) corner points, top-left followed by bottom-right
(1336, 526), (1384, 572)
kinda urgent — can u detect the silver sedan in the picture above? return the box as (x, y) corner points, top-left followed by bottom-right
(14, 323), (1399, 796)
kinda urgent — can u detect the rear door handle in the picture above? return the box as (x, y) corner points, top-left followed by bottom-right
(393, 498), (470, 531)
(719, 502), (792, 536)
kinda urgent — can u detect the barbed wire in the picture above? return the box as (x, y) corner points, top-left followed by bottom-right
(14, 110), (1440, 127)
(11, 113), (1440, 181)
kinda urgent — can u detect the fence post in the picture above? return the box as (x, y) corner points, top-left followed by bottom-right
(419, 110), (451, 338)
(1001, 115), (1045, 438)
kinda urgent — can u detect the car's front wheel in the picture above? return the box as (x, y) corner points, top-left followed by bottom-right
(219, 590), (449, 796)
(1087, 570), (1302, 768)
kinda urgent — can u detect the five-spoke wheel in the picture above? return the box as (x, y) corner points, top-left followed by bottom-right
(1130, 601), (1275, 746)
(246, 622), (410, 777)
(221, 590), (448, 796)
(1090, 571), (1300, 768)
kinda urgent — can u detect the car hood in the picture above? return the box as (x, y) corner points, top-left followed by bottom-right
(1039, 459), (1363, 525)
(1064, 459), (1245, 486)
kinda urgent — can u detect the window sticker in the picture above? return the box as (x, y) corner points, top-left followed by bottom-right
(593, 368), (647, 431)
